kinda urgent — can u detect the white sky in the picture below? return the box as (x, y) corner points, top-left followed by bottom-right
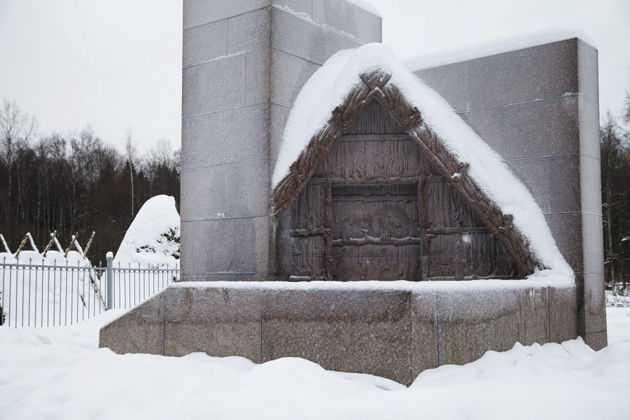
(0, 0), (628, 152)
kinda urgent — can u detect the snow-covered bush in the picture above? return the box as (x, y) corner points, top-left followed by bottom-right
(113, 195), (180, 268)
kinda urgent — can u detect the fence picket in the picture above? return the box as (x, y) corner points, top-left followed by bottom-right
(0, 255), (179, 328)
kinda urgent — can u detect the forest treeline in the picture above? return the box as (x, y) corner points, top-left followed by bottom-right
(0, 100), (180, 262)
(601, 93), (630, 289)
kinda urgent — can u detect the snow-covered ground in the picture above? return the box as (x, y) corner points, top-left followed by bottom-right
(608, 307), (630, 344)
(0, 308), (628, 419)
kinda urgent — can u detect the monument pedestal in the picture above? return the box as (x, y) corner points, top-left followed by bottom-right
(100, 281), (576, 385)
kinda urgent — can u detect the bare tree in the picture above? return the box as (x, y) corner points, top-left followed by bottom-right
(624, 91), (630, 126)
(0, 100), (37, 229)
(125, 131), (137, 219)
(148, 138), (174, 166)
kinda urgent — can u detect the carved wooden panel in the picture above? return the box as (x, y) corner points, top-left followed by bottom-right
(314, 135), (438, 180)
(423, 177), (514, 279)
(279, 91), (522, 281)
(291, 235), (328, 279)
(425, 177), (484, 229)
(331, 184), (421, 281)
(272, 69), (541, 278)
(289, 183), (331, 280)
(424, 233), (514, 279)
(345, 100), (405, 135)
(332, 244), (421, 281)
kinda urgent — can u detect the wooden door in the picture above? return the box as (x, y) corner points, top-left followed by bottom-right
(331, 183), (421, 281)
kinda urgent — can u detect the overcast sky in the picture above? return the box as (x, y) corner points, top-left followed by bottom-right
(0, 0), (628, 152)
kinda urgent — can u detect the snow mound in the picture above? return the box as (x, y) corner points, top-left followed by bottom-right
(114, 195), (180, 267)
(273, 43), (572, 283)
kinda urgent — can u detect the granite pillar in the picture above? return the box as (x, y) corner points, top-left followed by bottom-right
(180, 0), (381, 281)
(414, 38), (606, 348)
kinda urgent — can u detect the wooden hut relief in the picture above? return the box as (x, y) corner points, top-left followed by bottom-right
(276, 100), (516, 281)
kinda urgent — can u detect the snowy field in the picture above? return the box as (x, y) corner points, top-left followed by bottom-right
(0, 308), (629, 419)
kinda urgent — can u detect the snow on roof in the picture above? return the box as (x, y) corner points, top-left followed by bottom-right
(405, 30), (595, 71)
(273, 43), (573, 282)
(344, 0), (381, 16)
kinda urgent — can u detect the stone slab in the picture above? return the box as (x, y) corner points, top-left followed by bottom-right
(99, 292), (165, 355)
(583, 330), (608, 350)
(501, 96), (580, 159)
(271, 49), (320, 108)
(180, 165), (227, 221)
(245, 47), (271, 106)
(436, 289), (524, 365)
(271, 6), (358, 65)
(311, 0), (382, 44)
(182, 54), (248, 117)
(415, 62), (469, 113)
(548, 285), (578, 343)
(261, 289), (413, 383)
(507, 157), (552, 213)
(410, 290), (439, 372)
(197, 54), (247, 115)
(181, 104), (269, 171)
(164, 287), (262, 361)
(468, 39), (579, 109)
(228, 7), (271, 54)
(459, 107), (502, 151)
(224, 158), (272, 218)
(233, 216), (272, 274)
(100, 283), (576, 385)
(183, 19), (228, 68)
(184, 0), (269, 29)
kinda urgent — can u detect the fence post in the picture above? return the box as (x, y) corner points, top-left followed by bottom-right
(106, 252), (113, 310)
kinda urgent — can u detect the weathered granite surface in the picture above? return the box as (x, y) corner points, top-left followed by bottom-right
(100, 283), (577, 385)
(175, 0), (602, 379)
(414, 38), (606, 349)
(181, 0), (381, 282)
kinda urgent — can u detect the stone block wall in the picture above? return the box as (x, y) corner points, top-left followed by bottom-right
(180, 0), (381, 281)
(414, 38), (606, 348)
(100, 283), (577, 385)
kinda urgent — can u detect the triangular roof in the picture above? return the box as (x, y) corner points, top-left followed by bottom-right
(271, 44), (573, 282)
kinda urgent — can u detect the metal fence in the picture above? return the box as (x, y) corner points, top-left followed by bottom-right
(0, 253), (179, 328)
